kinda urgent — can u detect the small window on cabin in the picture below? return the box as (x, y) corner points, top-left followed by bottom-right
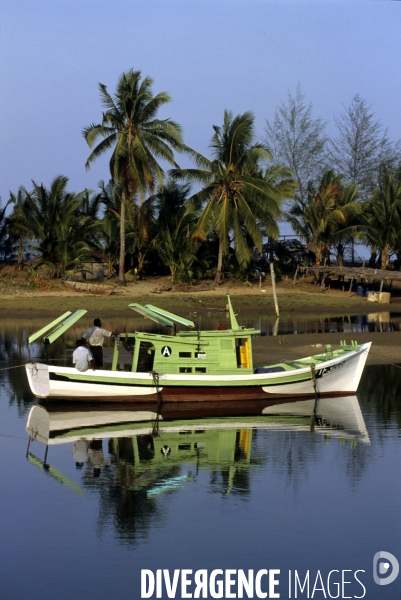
(179, 367), (192, 373)
(178, 444), (191, 451)
(195, 367), (207, 374)
(179, 352), (192, 358)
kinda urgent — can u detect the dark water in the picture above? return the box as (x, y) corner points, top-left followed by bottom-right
(1, 320), (401, 599)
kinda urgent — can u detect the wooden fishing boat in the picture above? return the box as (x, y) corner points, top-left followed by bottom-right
(63, 280), (114, 295)
(25, 295), (371, 403)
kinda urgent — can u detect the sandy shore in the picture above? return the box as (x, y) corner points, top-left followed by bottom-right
(1, 274), (400, 316)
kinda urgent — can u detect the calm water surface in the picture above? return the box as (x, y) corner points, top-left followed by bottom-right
(1, 317), (401, 599)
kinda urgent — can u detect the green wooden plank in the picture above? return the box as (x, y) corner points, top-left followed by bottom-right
(226, 293), (240, 330)
(128, 303), (175, 327)
(28, 454), (85, 496)
(28, 312), (72, 344)
(145, 304), (195, 328)
(44, 309), (87, 344)
(111, 337), (119, 371)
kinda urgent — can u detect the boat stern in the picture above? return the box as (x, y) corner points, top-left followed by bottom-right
(25, 363), (50, 398)
(350, 341), (371, 391)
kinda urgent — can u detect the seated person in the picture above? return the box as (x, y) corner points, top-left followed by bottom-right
(73, 339), (95, 372)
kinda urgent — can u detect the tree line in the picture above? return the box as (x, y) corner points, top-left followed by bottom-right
(2, 71), (401, 284)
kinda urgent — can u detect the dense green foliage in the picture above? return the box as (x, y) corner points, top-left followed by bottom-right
(4, 74), (401, 280)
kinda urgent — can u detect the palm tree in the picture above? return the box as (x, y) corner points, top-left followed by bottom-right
(20, 176), (100, 277)
(83, 69), (184, 283)
(288, 170), (360, 265)
(8, 189), (29, 267)
(171, 111), (295, 284)
(99, 181), (121, 277)
(126, 197), (156, 276)
(362, 173), (401, 270)
(153, 179), (201, 281)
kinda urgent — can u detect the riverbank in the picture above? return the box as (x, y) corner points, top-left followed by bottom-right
(0, 274), (400, 317)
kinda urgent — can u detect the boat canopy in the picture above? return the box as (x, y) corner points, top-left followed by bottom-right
(129, 303), (175, 327)
(129, 303), (195, 329)
(145, 305), (195, 328)
(28, 311), (72, 344)
(28, 310), (87, 344)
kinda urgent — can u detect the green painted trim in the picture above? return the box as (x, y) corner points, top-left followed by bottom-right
(53, 415), (310, 438)
(52, 370), (311, 387)
(28, 311), (72, 344)
(135, 332), (210, 346)
(177, 329), (260, 337)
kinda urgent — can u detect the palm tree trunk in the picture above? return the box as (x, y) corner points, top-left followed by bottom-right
(336, 243), (344, 266)
(118, 193), (126, 284)
(368, 246), (377, 268)
(214, 242), (224, 285)
(315, 245), (323, 266)
(381, 245), (390, 271)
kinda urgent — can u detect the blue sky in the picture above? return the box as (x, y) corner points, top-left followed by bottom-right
(1, 0), (400, 224)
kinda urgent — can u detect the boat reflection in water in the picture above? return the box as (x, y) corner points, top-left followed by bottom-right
(25, 396), (369, 494)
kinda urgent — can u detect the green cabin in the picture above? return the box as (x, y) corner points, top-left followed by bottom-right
(110, 297), (260, 376)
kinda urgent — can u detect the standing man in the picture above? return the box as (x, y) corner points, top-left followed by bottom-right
(82, 318), (118, 368)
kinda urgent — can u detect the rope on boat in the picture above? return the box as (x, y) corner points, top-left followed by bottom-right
(0, 364), (26, 372)
(151, 371), (164, 437)
(309, 364), (320, 434)
(366, 350), (401, 370)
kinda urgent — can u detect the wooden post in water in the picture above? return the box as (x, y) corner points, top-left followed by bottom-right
(270, 262), (279, 317)
(348, 278), (353, 296)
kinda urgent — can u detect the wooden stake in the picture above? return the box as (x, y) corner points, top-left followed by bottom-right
(348, 278), (353, 296)
(270, 262), (279, 317)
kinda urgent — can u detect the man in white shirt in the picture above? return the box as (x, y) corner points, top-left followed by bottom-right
(72, 339), (95, 372)
(82, 318), (118, 368)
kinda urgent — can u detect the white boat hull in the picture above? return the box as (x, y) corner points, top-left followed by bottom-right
(25, 342), (371, 402)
